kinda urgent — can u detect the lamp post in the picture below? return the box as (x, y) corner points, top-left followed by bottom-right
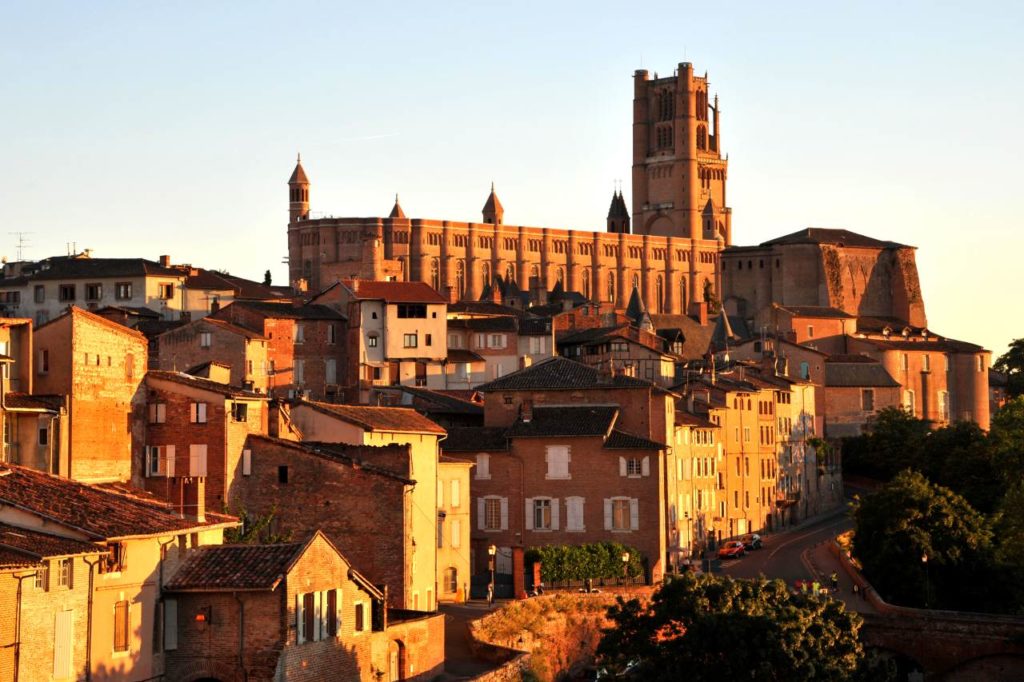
(621, 552), (630, 586)
(488, 544), (497, 605)
(921, 553), (930, 608)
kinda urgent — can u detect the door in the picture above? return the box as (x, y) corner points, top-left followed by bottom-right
(53, 609), (74, 679)
(388, 639), (405, 681)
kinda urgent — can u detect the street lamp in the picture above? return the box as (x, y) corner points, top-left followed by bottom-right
(921, 553), (930, 608)
(488, 544), (497, 605)
(621, 552), (630, 585)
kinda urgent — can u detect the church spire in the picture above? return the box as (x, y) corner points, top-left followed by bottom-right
(389, 193), (406, 219)
(606, 184), (631, 233)
(482, 182), (504, 224)
(288, 154), (310, 223)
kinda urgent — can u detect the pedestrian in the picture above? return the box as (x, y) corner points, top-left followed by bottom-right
(852, 583), (860, 598)
(830, 571), (839, 592)
(487, 583), (494, 606)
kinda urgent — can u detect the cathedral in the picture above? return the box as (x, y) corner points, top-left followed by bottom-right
(287, 62), (730, 317)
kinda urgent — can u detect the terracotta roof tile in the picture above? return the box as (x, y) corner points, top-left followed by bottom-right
(760, 228), (906, 249)
(146, 371), (265, 399)
(246, 435), (415, 485)
(215, 301), (344, 321)
(0, 523), (104, 560)
(777, 305), (855, 319)
(441, 427), (509, 452)
(303, 402), (445, 435)
(342, 280), (447, 304)
(474, 357), (656, 392)
(603, 430), (664, 450)
(509, 405), (618, 438)
(166, 542), (303, 591)
(3, 393), (64, 411)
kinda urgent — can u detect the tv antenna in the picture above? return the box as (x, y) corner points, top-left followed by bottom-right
(8, 232), (31, 261)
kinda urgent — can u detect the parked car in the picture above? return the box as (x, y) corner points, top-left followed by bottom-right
(718, 540), (746, 560)
(740, 533), (763, 550)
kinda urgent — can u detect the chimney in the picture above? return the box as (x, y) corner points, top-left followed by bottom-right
(528, 277), (547, 307)
(446, 285), (459, 304)
(181, 477), (206, 523)
(520, 399), (533, 423)
(351, 277), (360, 293)
(159, 255), (171, 267)
(695, 301), (709, 326)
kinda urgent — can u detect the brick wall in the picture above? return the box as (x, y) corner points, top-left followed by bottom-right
(157, 319), (267, 391)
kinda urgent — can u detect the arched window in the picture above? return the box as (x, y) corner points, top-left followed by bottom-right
(680, 278), (688, 313)
(445, 567), (458, 593)
(556, 267), (564, 286)
(481, 262), (491, 287)
(582, 268), (591, 300)
(632, 273), (640, 292)
(655, 275), (664, 314)
(697, 126), (707, 150)
(703, 279), (714, 305)
(430, 259), (440, 293)
(530, 264), (540, 284)
(607, 272), (616, 303)
(456, 260), (465, 299)
(506, 263), (516, 284)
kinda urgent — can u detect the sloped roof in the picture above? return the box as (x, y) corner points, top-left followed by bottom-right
(856, 336), (985, 353)
(0, 464), (237, 540)
(146, 371), (265, 399)
(649, 313), (715, 361)
(2, 393), (64, 411)
(167, 541), (303, 591)
(36, 306), (149, 341)
(302, 402), (446, 435)
(483, 185), (503, 214)
(289, 159), (309, 184)
(247, 435), (414, 485)
(447, 316), (518, 333)
(675, 411), (721, 429)
(777, 305), (855, 319)
(389, 196), (406, 219)
(441, 427), (509, 452)
(825, 361), (901, 388)
(474, 357), (656, 392)
(603, 430), (664, 450)
(448, 301), (531, 319)
(199, 316), (267, 339)
(761, 228), (905, 249)
(342, 280), (447, 304)
(508, 405), (618, 438)
(384, 386), (483, 415)
(607, 191), (630, 220)
(0, 522), (104, 560)
(15, 257), (181, 281)
(215, 300), (343, 321)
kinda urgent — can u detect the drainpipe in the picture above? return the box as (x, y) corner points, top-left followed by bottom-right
(233, 592), (247, 681)
(83, 556), (99, 681)
(12, 571), (37, 682)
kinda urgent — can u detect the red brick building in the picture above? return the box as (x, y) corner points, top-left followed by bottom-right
(164, 530), (444, 682)
(155, 316), (270, 392)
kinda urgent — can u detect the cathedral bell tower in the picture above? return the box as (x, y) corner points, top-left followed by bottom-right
(288, 154), (310, 224)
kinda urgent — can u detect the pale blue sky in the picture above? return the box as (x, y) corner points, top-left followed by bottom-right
(2, 1), (1021, 356)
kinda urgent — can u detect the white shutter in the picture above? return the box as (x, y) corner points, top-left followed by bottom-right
(499, 497), (508, 530)
(314, 591), (324, 641)
(296, 594), (305, 644)
(53, 609), (73, 679)
(451, 479), (460, 507)
(525, 498), (534, 530)
(198, 402), (207, 422)
(145, 448), (156, 478)
(604, 499), (613, 530)
(165, 445), (175, 477)
(164, 599), (178, 650)
(437, 480), (444, 507)
(630, 498), (639, 530)
(242, 449), (251, 476)
(677, 458), (683, 480)
(477, 498), (486, 530)
(642, 456), (650, 477)
(551, 498), (560, 531)
(189, 403), (197, 423)
(452, 519), (461, 548)
(619, 457), (627, 477)
(189, 444), (207, 477)
(476, 454), (489, 479)
(334, 588), (344, 638)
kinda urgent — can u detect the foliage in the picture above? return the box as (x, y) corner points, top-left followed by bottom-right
(841, 407), (930, 480)
(597, 572), (868, 681)
(224, 505), (292, 544)
(989, 397), (1024, 487)
(263, 269), (272, 286)
(852, 470), (992, 610)
(525, 542), (643, 583)
(994, 338), (1024, 398)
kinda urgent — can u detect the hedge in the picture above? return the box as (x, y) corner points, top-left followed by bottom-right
(524, 542), (644, 583)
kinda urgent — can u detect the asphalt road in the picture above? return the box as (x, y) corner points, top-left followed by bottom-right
(715, 508), (854, 585)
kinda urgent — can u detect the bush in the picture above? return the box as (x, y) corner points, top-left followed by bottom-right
(525, 542), (644, 583)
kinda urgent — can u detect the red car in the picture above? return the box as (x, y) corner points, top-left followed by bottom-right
(718, 540), (746, 560)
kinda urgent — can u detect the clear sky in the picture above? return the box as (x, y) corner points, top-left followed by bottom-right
(2, 1), (1021, 357)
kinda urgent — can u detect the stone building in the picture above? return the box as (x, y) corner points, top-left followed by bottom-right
(155, 316), (270, 392)
(287, 62), (730, 318)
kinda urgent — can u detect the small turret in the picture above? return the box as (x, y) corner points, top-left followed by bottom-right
(606, 188), (631, 233)
(482, 182), (504, 225)
(389, 194), (406, 219)
(288, 154), (310, 223)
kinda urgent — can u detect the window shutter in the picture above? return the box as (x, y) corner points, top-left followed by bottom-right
(629, 499), (639, 530)
(145, 448), (156, 477)
(452, 479), (460, 507)
(296, 593), (305, 644)
(642, 456), (650, 477)
(452, 519), (461, 549)
(189, 403), (197, 423)
(334, 588), (343, 638)
(148, 403), (157, 423)
(499, 497), (508, 531)
(525, 498), (534, 530)
(619, 457), (627, 477)
(165, 445), (175, 477)
(53, 610), (73, 678)
(242, 449), (251, 476)
(189, 445), (207, 477)
(164, 599), (178, 650)
(315, 591), (325, 641)
(677, 458), (683, 480)
(604, 499), (613, 530)
(437, 480), (444, 507)
(477, 498), (485, 530)
(551, 498), (560, 531)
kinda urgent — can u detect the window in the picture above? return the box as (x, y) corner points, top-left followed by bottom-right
(403, 333), (418, 348)
(231, 402), (248, 422)
(85, 283), (103, 301)
(425, 333), (432, 347)
(303, 592), (315, 641)
(450, 479), (461, 507)
(326, 590), (339, 637)
(58, 284), (76, 301)
(114, 600), (130, 652)
(189, 444), (208, 477)
(367, 334), (378, 348)
(448, 333), (461, 349)
(902, 354), (909, 371)
(475, 453), (490, 479)
(532, 498), (553, 530)
(626, 458), (642, 476)
(977, 355), (985, 373)
(861, 389), (875, 412)
(125, 354), (134, 380)
(481, 496), (507, 531)
(199, 331), (212, 348)
(743, 427), (751, 443)
(294, 324), (305, 344)
(278, 465), (289, 483)
(115, 282), (132, 300)
(451, 519), (461, 548)
(923, 354), (930, 372)
(294, 358), (305, 384)
(242, 449), (252, 476)
(58, 558), (72, 588)
(529, 336), (546, 354)
(445, 567), (458, 593)
(37, 349), (48, 375)
(34, 285), (45, 303)
(807, 325), (814, 338)
(327, 324), (336, 344)
(159, 283), (174, 300)
(799, 362), (810, 380)
(325, 358), (337, 385)
(488, 334), (506, 349)
(545, 445), (570, 479)
(189, 402), (207, 424)
(938, 390), (950, 421)
(903, 390), (916, 415)
(35, 562), (49, 591)
(607, 498), (638, 531)
(397, 304), (427, 318)
(38, 421), (48, 446)
(354, 602), (367, 632)
(148, 402), (166, 424)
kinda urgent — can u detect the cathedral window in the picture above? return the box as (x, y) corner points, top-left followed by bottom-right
(430, 259), (440, 293)
(607, 272), (616, 304)
(455, 260), (466, 299)
(655, 276), (664, 314)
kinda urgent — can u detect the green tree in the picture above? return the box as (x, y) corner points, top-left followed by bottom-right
(597, 572), (868, 681)
(989, 397), (1024, 486)
(224, 505), (292, 544)
(263, 269), (273, 286)
(924, 421), (1001, 513)
(842, 407), (930, 479)
(994, 338), (1024, 398)
(852, 470), (992, 609)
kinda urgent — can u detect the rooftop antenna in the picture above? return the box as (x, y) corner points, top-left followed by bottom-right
(9, 232), (31, 261)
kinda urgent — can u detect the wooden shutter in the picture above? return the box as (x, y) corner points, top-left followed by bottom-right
(524, 498), (534, 530)
(242, 449), (251, 476)
(189, 403), (197, 423)
(477, 498), (485, 530)
(314, 591), (323, 641)
(642, 456), (650, 477)
(165, 445), (175, 477)
(53, 609), (73, 679)
(334, 588), (343, 638)
(551, 498), (560, 531)
(164, 599), (178, 651)
(629, 499), (639, 530)
(437, 480), (444, 507)
(499, 497), (508, 530)
(296, 593), (305, 644)
(452, 479), (460, 507)
(145, 447), (156, 477)
(619, 457), (627, 477)
(189, 445), (207, 477)
(604, 499), (613, 530)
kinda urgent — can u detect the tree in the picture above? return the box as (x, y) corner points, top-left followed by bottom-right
(994, 338), (1024, 398)
(263, 269), (272, 286)
(989, 397), (1024, 486)
(924, 421), (1001, 513)
(224, 505), (292, 544)
(852, 470), (992, 610)
(597, 572), (867, 681)
(842, 407), (930, 479)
